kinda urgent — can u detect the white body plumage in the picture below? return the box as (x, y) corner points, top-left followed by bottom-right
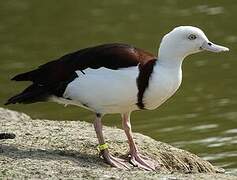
(52, 59), (182, 114)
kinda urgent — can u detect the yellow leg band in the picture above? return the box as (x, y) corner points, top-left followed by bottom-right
(97, 143), (109, 151)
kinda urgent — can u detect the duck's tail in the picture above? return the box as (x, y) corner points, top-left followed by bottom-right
(5, 68), (52, 105)
(5, 83), (49, 105)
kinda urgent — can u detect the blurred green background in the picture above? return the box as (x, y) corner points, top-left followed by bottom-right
(0, 0), (236, 174)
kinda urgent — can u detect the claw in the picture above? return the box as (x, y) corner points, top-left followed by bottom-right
(128, 153), (159, 171)
(101, 149), (130, 169)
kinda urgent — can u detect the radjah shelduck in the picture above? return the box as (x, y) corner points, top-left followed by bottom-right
(6, 26), (229, 170)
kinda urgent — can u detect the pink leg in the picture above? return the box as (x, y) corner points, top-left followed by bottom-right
(94, 114), (130, 169)
(122, 112), (159, 171)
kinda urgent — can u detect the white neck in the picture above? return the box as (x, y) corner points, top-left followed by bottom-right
(157, 54), (184, 69)
(144, 46), (184, 110)
(157, 44), (185, 69)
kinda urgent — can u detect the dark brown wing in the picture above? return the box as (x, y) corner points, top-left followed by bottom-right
(6, 43), (156, 105)
(12, 43), (155, 84)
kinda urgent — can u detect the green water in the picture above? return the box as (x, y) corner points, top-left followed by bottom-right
(0, 0), (236, 174)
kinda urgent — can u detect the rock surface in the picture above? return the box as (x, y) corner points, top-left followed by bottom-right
(0, 108), (236, 179)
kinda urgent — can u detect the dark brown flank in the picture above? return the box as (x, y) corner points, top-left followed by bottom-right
(136, 59), (157, 109)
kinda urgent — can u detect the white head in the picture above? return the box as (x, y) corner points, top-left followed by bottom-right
(158, 26), (229, 61)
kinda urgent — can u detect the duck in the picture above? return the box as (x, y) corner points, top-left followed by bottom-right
(5, 26), (229, 170)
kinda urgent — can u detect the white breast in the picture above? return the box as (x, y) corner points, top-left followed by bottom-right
(144, 62), (182, 110)
(62, 67), (139, 114)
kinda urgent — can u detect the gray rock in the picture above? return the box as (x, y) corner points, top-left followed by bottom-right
(0, 108), (236, 179)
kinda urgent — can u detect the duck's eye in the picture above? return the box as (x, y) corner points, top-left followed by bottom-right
(188, 34), (197, 40)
